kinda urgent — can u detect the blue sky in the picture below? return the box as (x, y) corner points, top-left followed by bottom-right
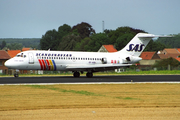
(0, 0), (180, 38)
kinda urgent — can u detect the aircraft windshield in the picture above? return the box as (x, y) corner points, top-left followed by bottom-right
(16, 54), (21, 57)
(16, 53), (26, 58)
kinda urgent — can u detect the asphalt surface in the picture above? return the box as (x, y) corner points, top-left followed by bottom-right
(0, 75), (180, 85)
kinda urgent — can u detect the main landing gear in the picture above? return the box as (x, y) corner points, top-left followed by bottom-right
(73, 71), (93, 78)
(86, 72), (93, 78)
(73, 71), (80, 77)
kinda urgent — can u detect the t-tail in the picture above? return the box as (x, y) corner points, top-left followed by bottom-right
(119, 33), (164, 56)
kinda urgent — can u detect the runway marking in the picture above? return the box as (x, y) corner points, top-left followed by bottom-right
(0, 82), (180, 86)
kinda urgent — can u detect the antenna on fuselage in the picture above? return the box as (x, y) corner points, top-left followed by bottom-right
(48, 48), (50, 51)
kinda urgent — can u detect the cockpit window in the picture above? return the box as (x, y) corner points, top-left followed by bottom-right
(16, 54), (21, 57)
(16, 53), (26, 58)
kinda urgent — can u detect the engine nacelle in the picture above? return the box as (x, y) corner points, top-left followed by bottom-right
(125, 56), (142, 63)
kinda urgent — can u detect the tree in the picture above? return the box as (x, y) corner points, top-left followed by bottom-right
(57, 24), (71, 41)
(144, 40), (166, 52)
(106, 27), (145, 50)
(57, 32), (81, 51)
(71, 22), (96, 39)
(156, 34), (179, 48)
(40, 29), (58, 50)
(40, 24), (71, 50)
(0, 41), (6, 49)
(74, 37), (91, 51)
(114, 33), (134, 50)
(153, 57), (179, 69)
(6, 43), (23, 50)
(84, 33), (110, 52)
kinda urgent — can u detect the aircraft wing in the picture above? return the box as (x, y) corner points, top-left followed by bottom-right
(66, 64), (132, 72)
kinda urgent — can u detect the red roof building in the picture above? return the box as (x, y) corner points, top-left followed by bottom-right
(175, 58), (180, 62)
(98, 45), (117, 52)
(158, 48), (180, 59)
(7, 50), (21, 58)
(22, 47), (32, 52)
(176, 48), (180, 53)
(0, 50), (11, 74)
(140, 52), (160, 60)
(139, 52), (161, 68)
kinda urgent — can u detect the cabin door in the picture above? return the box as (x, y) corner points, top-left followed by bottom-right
(28, 52), (34, 64)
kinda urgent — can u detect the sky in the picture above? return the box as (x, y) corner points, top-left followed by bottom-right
(0, 0), (180, 38)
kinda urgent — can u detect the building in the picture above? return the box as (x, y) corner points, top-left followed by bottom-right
(140, 52), (161, 65)
(22, 47), (32, 52)
(158, 48), (180, 62)
(98, 45), (117, 53)
(0, 50), (11, 74)
(7, 50), (21, 58)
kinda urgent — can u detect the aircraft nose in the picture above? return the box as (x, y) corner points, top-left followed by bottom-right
(5, 60), (12, 68)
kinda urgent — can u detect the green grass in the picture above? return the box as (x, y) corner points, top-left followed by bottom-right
(27, 85), (102, 96)
(1, 70), (180, 77)
(117, 70), (180, 75)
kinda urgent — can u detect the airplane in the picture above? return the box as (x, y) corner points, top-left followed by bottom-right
(4, 33), (168, 78)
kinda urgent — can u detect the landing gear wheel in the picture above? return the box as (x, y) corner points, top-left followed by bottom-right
(86, 72), (93, 78)
(14, 73), (19, 78)
(73, 72), (80, 77)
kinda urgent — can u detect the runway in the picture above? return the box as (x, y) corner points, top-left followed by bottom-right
(0, 75), (180, 85)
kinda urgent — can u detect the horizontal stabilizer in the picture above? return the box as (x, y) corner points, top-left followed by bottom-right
(138, 34), (172, 38)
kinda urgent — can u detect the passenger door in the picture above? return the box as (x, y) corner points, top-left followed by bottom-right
(28, 52), (34, 64)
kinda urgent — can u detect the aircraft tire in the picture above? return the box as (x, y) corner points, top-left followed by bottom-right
(86, 72), (93, 78)
(14, 73), (19, 78)
(73, 72), (80, 77)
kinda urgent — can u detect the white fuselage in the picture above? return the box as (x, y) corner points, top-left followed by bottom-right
(5, 50), (140, 71)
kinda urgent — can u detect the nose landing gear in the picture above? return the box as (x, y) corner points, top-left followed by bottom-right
(14, 73), (19, 78)
(14, 69), (19, 78)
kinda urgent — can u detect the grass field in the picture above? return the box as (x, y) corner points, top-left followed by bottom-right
(1, 70), (180, 77)
(0, 83), (180, 119)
